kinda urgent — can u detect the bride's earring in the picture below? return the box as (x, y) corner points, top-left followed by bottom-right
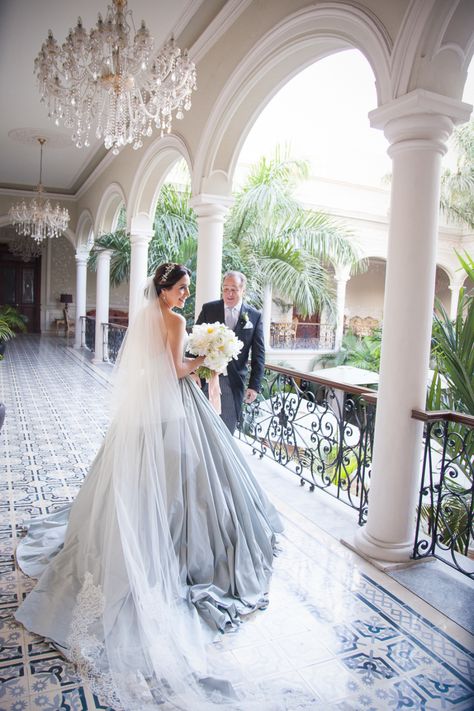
(161, 291), (170, 306)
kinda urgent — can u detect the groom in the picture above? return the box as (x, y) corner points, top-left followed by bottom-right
(196, 271), (265, 434)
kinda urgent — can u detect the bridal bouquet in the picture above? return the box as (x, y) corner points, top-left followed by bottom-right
(188, 322), (243, 382)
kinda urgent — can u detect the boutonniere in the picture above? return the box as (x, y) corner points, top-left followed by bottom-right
(240, 312), (253, 330)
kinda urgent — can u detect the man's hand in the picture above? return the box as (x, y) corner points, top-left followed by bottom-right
(244, 388), (258, 404)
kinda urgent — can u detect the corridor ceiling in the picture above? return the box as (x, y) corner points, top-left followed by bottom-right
(0, 0), (203, 196)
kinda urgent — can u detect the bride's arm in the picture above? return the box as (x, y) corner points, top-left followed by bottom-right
(167, 313), (205, 379)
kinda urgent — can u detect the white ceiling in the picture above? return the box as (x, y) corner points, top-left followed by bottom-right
(0, 0), (199, 194)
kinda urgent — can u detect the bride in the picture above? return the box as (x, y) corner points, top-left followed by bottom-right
(15, 263), (283, 710)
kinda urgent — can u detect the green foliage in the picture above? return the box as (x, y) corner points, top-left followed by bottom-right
(440, 120), (474, 229)
(0, 305), (28, 359)
(224, 146), (364, 315)
(319, 329), (382, 372)
(428, 251), (474, 415)
(424, 252), (473, 554)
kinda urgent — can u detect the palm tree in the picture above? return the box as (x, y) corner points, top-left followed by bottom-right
(440, 120), (474, 230)
(224, 147), (364, 316)
(428, 251), (474, 415)
(89, 184), (197, 286)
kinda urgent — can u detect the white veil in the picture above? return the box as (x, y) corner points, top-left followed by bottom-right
(66, 279), (243, 709)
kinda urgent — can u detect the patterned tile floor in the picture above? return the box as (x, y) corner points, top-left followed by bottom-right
(0, 335), (473, 711)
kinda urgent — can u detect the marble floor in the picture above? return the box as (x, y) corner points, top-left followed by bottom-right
(0, 335), (473, 711)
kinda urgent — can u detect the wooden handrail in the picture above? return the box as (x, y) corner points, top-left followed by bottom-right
(411, 408), (474, 427)
(264, 363), (378, 397)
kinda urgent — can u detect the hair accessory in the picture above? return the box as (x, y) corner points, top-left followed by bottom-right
(160, 263), (175, 283)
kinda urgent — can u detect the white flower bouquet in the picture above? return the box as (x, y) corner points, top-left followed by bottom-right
(188, 322), (243, 381)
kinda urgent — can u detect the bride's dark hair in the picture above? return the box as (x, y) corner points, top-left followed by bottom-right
(153, 263), (191, 295)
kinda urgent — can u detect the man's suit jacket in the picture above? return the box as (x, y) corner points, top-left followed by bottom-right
(196, 299), (265, 412)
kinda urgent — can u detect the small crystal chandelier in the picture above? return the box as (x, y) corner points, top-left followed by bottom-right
(34, 0), (197, 155)
(8, 138), (70, 243)
(8, 235), (45, 262)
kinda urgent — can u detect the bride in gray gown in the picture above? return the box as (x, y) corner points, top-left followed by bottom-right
(15, 263), (283, 710)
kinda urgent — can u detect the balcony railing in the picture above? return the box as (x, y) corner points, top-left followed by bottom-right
(82, 316), (95, 352)
(412, 409), (474, 578)
(106, 322), (127, 363)
(236, 364), (376, 524)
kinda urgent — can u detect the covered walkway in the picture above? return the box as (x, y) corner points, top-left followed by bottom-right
(0, 336), (473, 710)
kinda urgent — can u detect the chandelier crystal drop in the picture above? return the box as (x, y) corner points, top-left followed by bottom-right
(8, 138), (70, 243)
(34, 0), (197, 154)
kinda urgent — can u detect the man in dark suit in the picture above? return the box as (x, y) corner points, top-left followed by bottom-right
(196, 271), (265, 434)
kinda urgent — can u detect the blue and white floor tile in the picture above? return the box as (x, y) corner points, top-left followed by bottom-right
(0, 335), (473, 710)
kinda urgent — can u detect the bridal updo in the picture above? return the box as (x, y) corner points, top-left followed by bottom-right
(153, 263), (191, 295)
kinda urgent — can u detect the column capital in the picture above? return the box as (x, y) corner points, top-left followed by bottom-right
(370, 90), (472, 157)
(75, 247), (90, 265)
(130, 212), (154, 239)
(189, 193), (233, 222)
(334, 264), (351, 282)
(369, 89), (472, 131)
(96, 248), (113, 264)
(130, 232), (152, 248)
(448, 276), (465, 290)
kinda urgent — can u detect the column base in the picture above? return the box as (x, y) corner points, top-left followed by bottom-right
(350, 527), (415, 565)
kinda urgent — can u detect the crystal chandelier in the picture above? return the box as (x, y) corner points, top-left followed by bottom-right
(8, 235), (45, 262)
(34, 0), (197, 154)
(8, 138), (70, 243)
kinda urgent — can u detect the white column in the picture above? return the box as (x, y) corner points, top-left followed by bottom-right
(93, 250), (112, 364)
(448, 278), (463, 320)
(74, 247), (89, 349)
(262, 283), (273, 349)
(334, 264), (351, 350)
(128, 217), (153, 324)
(354, 92), (471, 563)
(189, 194), (233, 317)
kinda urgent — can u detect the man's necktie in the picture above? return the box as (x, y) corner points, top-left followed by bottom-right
(225, 307), (237, 330)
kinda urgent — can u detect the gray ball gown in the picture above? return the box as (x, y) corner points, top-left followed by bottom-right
(14, 287), (283, 711)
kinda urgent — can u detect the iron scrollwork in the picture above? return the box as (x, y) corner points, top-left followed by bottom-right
(237, 365), (375, 522)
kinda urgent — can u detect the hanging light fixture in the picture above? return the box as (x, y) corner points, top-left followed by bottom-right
(34, 0), (197, 155)
(8, 138), (70, 243)
(8, 235), (45, 262)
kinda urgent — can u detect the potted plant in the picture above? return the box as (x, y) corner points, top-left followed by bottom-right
(0, 305), (27, 360)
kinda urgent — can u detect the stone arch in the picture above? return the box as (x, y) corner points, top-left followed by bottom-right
(345, 256), (386, 322)
(391, 0), (474, 100)
(75, 210), (95, 250)
(95, 182), (126, 236)
(128, 134), (193, 227)
(194, 2), (392, 196)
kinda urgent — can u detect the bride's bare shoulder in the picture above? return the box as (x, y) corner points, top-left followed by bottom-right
(163, 309), (186, 331)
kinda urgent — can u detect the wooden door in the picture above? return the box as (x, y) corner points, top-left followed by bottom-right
(0, 244), (42, 333)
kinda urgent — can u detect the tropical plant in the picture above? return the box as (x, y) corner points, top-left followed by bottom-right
(440, 120), (474, 230)
(89, 185), (197, 285)
(224, 147), (365, 316)
(0, 305), (27, 359)
(318, 328), (382, 372)
(423, 251), (474, 556)
(428, 251), (474, 415)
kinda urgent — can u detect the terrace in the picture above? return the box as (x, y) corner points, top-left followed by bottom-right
(0, 334), (472, 710)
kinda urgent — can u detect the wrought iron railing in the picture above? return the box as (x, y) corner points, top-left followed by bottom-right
(106, 322), (127, 363)
(237, 364), (376, 523)
(83, 316), (95, 352)
(412, 409), (474, 578)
